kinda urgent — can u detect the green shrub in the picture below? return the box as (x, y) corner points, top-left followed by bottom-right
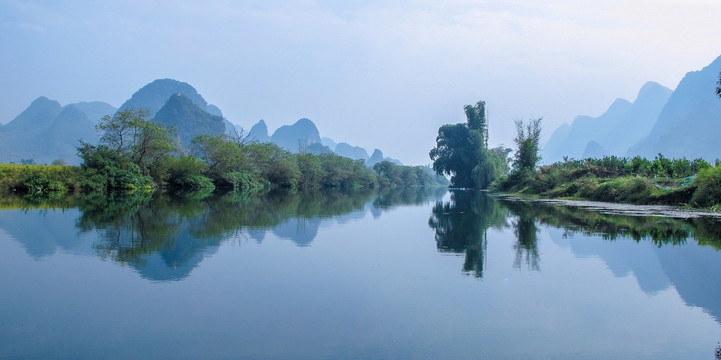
(164, 155), (213, 190)
(690, 166), (721, 208)
(0, 164), (82, 195)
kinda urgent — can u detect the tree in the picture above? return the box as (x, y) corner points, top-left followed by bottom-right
(716, 71), (721, 98)
(191, 134), (245, 183)
(430, 100), (506, 189)
(430, 123), (482, 188)
(512, 117), (542, 173)
(96, 108), (179, 177)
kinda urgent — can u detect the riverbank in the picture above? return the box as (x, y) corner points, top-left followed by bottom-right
(0, 158), (449, 199)
(493, 194), (721, 219)
(494, 156), (721, 211)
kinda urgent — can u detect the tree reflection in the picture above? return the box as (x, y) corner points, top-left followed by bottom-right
(511, 212), (540, 271)
(75, 188), (430, 281)
(428, 190), (509, 277)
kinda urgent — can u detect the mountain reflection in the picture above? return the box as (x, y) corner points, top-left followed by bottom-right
(67, 187), (446, 281)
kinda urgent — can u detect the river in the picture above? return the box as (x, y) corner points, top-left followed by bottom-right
(1, 188), (720, 359)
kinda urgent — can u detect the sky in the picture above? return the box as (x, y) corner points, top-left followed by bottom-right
(1, 0), (720, 165)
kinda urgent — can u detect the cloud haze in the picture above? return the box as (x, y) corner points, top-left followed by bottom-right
(1, 0), (719, 164)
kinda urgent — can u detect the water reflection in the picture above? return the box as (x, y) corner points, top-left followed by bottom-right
(428, 191), (721, 327)
(78, 189), (382, 280)
(427, 191), (543, 276)
(0, 187), (448, 281)
(2, 188), (721, 358)
(428, 191), (490, 277)
(428, 191), (721, 278)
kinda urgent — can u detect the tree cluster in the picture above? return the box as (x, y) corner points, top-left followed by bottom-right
(77, 109), (447, 194)
(429, 101), (510, 189)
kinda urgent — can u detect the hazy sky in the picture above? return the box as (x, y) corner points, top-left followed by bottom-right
(1, 0), (720, 165)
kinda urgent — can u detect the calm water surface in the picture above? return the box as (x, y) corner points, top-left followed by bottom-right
(1, 189), (720, 359)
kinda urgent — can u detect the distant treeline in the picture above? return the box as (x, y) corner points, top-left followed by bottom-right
(0, 109), (448, 197)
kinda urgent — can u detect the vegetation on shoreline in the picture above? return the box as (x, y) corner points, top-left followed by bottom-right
(428, 97), (721, 210)
(490, 81), (721, 209)
(0, 109), (448, 198)
(494, 155), (721, 209)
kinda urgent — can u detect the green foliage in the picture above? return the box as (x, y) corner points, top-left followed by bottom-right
(430, 100), (504, 189)
(191, 133), (246, 187)
(496, 153), (721, 208)
(318, 154), (377, 189)
(464, 101), (487, 134)
(77, 142), (153, 192)
(512, 117), (542, 173)
(163, 155), (214, 190)
(373, 161), (449, 188)
(79, 108), (181, 191)
(190, 134), (386, 192)
(0, 164), (82, 195)
(430, 123), (480, 187)
(96, 108), (180, 178)
(690, 166), (721, 207)
(241, 143), (301, 188)
(296, 153), (323, 189)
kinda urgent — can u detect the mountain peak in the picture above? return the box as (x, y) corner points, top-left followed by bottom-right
(635, 81), (673, 104)
(606, 98), (632, 114)
(248, 119), (270, 142)
(3, 96), (62, 131)
(270, 118), (321, 152)
(30, 96), (60, 107)
(118, 78), (210, 117)
(153, 93), (225, 147)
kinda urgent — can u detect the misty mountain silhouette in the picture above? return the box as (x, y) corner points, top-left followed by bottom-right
(248, 119), (270, 142)
(543, 81), (671, 163)
(545, 55), (721, 163)
(334, 142), (369, 161)
(627, 55), (721, 160)
(0, 78), (400, 165)
(0, 97), (115, 164)
(153, 93), (225, 147)
(270, 117), (322, 152)
(366, 148), (402, 168)
(118, 78), (213, 117)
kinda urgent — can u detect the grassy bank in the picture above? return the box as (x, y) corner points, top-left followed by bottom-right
(0, 164), (83, 196)
(495, 156), (721, 210)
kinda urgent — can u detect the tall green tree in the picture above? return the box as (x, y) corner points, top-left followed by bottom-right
(512, 117), (542, 173)
(97, 108), (179, 177)
(430, 123), (482, 188)
(430, 100), (507, 189)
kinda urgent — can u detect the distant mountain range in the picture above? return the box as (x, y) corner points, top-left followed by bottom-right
(543, 55), (721, 163)
(0, 97), (115, 164)
(0, 78), (400, 166)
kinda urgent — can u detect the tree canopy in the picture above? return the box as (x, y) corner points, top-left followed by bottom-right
(512, 117), (542, 173)
(429, 101), (508, 189)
